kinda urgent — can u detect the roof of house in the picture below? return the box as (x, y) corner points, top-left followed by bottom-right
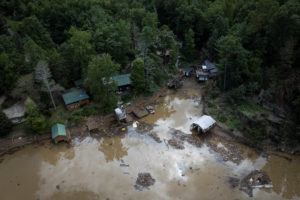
(3, 102), (26, 119)
(62, 88), (89, 105)
(204, 60), (216, 70)
(112, 74), (132, 87)
(51, 123), (66, 139)
(192, 115), (216, 133)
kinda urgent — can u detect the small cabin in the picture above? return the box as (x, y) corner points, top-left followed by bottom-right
(51, 123), (68, 143)
(112, 74), (132, 92)
(190, 115), (216, 133)
(62, 88), (89, 110)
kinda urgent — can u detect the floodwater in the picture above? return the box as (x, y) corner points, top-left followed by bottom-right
(1, 79), (300, 200)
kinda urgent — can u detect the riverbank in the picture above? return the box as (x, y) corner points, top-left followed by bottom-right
(201, 83), (300, 155)
(1, 76), (299, 160)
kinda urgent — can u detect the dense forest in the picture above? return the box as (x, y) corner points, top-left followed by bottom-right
(0, 0), (299, 143)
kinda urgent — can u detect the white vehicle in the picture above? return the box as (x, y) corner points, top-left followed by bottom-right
(115, 107), (126, 122)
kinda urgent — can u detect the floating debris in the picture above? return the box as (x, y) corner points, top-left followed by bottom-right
(134, 173), (155, 191)
(168, 138), (185, 149)
(148, 132), (162, 143)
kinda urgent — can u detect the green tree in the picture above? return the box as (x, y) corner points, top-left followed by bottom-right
(0, 111), (13, 137)
(131, 59), (146, 93)
(93, 19), (131, 65)
(23, 36), (47, 72)
(157, 25), (177, 65)
(0, 52), (18, 94)
(25, 97), (48, 134)
(60, 27), (94, 82)
(216, 34), (262, 91)
(35, 60), (63, 110)
(18, 16), (55, 49)
(183, 28), (196, 60)
(85, 54), (120, 113)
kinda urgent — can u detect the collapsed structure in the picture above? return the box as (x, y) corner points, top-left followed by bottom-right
(190, 115), (216, 133)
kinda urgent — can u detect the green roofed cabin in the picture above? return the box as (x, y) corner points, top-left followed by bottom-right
(51, 123), (68, 143)
(112, 74), (132, 91)
(62, 88), (89, 110)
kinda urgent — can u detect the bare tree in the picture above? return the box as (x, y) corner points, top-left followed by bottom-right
(35, 60), (62, 110)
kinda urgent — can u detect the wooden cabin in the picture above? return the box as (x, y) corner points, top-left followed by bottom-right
(62, 88), (90, 110)
(112, 74), (132, 92)
(51, 123), (68, 143)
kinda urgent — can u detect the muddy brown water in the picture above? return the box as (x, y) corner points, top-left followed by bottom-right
(1, 79), (300, 200)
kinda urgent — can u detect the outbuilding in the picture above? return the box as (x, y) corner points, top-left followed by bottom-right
(112, 74), (132, 91)
(62, 88), (89, 110)
(51, 123), (68, 143)
(190, 115), (216, 133)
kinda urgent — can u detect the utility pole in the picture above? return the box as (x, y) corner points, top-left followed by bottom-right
(223, 59), (227, 91)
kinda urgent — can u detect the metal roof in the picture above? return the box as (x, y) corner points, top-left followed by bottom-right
(112, 74), (132, 87)
(62, 88), (89, 105)
(51, 123), (66, 139)
(3, 102), (26, 119)
(204, 60), (216, 70)
(192, 115), (216, 133)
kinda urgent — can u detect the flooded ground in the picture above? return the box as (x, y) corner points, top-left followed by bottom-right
(0, 78), (300, 200)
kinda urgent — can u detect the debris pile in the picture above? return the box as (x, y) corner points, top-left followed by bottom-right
(229, 170), (273, 197)
(240, 170), (272, 197)
(168, 138), (184, 149)
(209, 142), (243, 164)
(134, 173), (155, 191)
(148, 132), (162, 143)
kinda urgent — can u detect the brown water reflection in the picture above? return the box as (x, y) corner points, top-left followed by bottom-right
(98, 135), (128, 162)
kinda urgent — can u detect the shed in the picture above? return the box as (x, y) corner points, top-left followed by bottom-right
(3, 102), (26, 123)
(62, 88), (89, 110)
(112, 74), (132, 91)
(51, 123), (68, 143)
(190, 115), (216, 133)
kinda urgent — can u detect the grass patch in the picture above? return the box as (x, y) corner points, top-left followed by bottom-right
(238, 101), (267, 119)
(50, 106), (67, 124)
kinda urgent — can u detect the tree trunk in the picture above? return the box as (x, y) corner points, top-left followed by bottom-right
(47, 84), (56, 110)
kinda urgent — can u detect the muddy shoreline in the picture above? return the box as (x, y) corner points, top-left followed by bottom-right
(1, 77), (299, 160)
